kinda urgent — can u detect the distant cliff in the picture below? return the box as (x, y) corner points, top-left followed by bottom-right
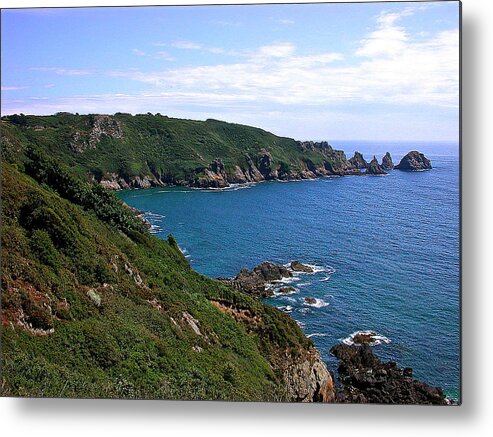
(2, 113), (427, 190)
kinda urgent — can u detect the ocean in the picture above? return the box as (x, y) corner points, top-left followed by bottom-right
(118, 141), (460, 401)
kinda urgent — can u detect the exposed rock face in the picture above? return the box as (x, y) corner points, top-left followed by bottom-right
(366, 156), (387, 175)
(330, 344), (447, 404)
(257, 149), (278, 179)
(211, 299), (336, 402)
(195, 159), (229, 188)
(277, 346), (336, 402)
(395, 151), (432, 171)
(290, 261), (314, 273)
(70, 115), (123, 153)
(349, 152), (368, 169)
(218, 261), (292, 298)
(244, 154), (265, 182)
(381, 152), (394, 170)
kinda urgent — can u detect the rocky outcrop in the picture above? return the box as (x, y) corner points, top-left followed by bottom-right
(277, 346), (336, 402)
(257, 149), (278, 180)
(349, 152), (368, 169)
(395, 151), (432, 171)
(381, 152), (394, 170)
(366, 156), (387, 175)
(194, 159), (229, 188)
(330, 344), (447, 404)
(244, 154), (265, 182)
(70, 115), (123, 153)
(290, 261), (314, 273)
(219, 262), (292, 297)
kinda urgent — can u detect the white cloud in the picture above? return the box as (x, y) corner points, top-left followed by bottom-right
(171, 40), (203, 50)
(12, 5), (458, 138)
(132, 48), (146, 56)
(30, 67), (94, 76)
(1, 86), (27, 91)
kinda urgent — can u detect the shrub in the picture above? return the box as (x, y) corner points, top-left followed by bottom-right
(30, 229), (61, 271)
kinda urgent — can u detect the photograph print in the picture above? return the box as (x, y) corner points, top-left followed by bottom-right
(0, 0), (460, 404)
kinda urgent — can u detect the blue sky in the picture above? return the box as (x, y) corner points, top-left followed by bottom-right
(1, 2), (460, 141)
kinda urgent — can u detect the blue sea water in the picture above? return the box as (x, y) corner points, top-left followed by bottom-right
(118, 141), (460, 401)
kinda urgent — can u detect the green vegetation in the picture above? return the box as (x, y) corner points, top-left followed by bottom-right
(1, 128), (314, 400)
(1, 113), (330, 185)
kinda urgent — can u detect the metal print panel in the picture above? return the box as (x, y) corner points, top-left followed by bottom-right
(0, 1), (461, 404)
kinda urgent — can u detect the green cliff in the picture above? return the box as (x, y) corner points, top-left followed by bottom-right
(1, 113), (354, 189)
(0, 126), (335, 401)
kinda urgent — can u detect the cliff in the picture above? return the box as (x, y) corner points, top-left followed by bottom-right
(1, 114), (355, 190)
(0, 145), (335, 401)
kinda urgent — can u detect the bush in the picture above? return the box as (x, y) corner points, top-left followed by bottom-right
(30, 229), (61, 271)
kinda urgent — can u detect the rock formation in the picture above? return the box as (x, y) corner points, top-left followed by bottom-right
(290, 261), (314, 273)
(395, 151), (432, 171)
(70, 115), (123, 153)
(330, 344), (447, 404)
(276, 346), (336, 402)
(366, 156), (387, 175)
(218, 262), (292, 298)
(349, 151), (368, 169)
(381, 152), (394, 170)
(195, 159), (229, 188)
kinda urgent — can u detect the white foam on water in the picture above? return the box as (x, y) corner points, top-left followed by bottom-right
(272, 287), (299, 297)
(277, 305), (293, 313)
(307, 333), (329, 338)
(146, 212), (166, 218)
(303, 298), (330, 308)
(341, 330), (391, 347)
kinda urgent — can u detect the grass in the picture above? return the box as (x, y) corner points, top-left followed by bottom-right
(1, 144), (313, 400)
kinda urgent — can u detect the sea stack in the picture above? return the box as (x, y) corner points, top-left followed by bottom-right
(366, 156), (387, 175)
(395, 151), (432, 171)
(349, 151), (368, 169)
(381, 152), (394, 170)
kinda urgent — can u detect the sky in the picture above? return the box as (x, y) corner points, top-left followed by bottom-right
(1, 1), (460, 142)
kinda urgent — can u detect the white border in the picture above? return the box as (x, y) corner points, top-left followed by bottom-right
(2, 1), (492, 436)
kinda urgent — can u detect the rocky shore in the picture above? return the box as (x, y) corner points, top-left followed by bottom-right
(99, 147), (432, 190)
(220, 259), (448, 405)
(330, 344), (448, 405)
(217, 261), (314, 298)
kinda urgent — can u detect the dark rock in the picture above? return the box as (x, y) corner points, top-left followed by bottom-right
(349, 152), (368, 169)
(395, 151), (432, 171)
(244, 154), (264, 182)
(194, 159), (229, 188)
(381, 152), (394, 170)
(253, 262), (291, 282)
(218, 261), (292, 298)
(330, 344), (447, 405)
(257, 149), (278, 179)
(277, 286), (296, 294)
(290, 261), (314, 273)
(366, 156), (387, 175)
(304, 297), (317, 305)
(352, 331), (379, 345)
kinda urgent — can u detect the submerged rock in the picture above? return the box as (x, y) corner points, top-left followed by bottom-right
(290, 261), (314, 273)
(395, 151), (432, 171)
(366, 156), (387, 175)
(381, 152), (394, 170)
(352, 331), (379, 345)
(330, 344), (447, 404)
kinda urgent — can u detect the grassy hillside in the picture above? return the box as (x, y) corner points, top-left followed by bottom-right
(1, 142), (332, 400)
(1, 113), (352, 189)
